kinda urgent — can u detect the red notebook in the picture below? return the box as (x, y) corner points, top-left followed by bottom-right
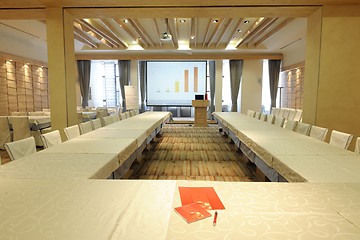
(178, 187), (225, 210)
(174, 203), (212, 223)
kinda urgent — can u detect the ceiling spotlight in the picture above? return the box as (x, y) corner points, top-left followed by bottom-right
(191, 36), (195, 40)
(123, 19), (129, 23)
(237, 29), (242, 32)
(232, 36), (236, 39)
(213, 19), (219, 23)
(244, 20), (249, 24)
(179, 19), (186, 23)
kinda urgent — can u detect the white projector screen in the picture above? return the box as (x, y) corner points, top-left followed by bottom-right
(146, 61), (207, 106)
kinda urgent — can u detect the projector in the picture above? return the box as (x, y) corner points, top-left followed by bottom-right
(160, 32), (172, 41)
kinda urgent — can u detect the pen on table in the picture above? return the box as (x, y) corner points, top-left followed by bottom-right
(213, 211), (218, 226)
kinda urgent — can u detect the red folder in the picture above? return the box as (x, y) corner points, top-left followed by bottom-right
(178, 187), (225, 210)
(174, 203), (212, 223)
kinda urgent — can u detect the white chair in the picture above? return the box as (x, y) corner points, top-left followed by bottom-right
(129, 110), (136, 117)
(287, 109), (296, 121)
(134, 109), (140, 115)
(119, 112), (127, 120)
(272, 108), (280, 116)
(274, 116), (285, 127)
(329, 130), (353, 150)
(112, 114), (120, 122)
(102, 116), (114, 126)
(278, 108), (285, 118)
(259, 113), (267, 121)
(79, 121), (93, 134)
(4, 136), (36, 161)
(266, 114), (275, 124)
(41, 130), (62, 149)
(294, 122), (311, 136)
(10, 116), (31, 141)
(125, 111), (131, 119)
(64, 125), (81, 140)
(354, 137), (360, 154)
(284, 119), (298, 131)
(0, 116), (12, 150)
(309, 126), (328, 142)
(270, 107), (276, 115)
(96, 108), (109, 118)
(254, 112), (261, 119)
(91, 118), (102, 129)
(293, 109), (303, 121)
(247, 110), (256, 117)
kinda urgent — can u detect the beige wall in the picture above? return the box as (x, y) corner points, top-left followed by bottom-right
(215, 60), (223, 112)
(240, 60), (263, 114)
(304, 5), (360, 149)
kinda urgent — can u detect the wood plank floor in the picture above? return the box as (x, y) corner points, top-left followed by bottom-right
(127, 124), (257, 182)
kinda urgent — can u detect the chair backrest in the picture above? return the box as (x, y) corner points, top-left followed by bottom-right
(272, 108), (280, 116)
(10, 116), (31, 141)
(0, 116), (11, 150)
(11, 112), (27, 116)
(266, 114), (275, 124)
(41, 130), (62, 148)
(91, 118), (102, 129)
(293, 109), (303, 121)
(259, 113), (267, 121)
(64, 125), (81, 140)
(274, 116), (285, 127)
(79, 121), (93, 134)
(112, 114), (120, 122)
(278, 108), (285, 118)
(96, 108), (109, 118)
(294, 122), (311, 136)
(355, 137), (360, 154)
(329, 130), (353, 150)
(284, 119), (298, 131)
(247, 110), (256, 117)
(309, 125), (328, 141)
(125, 111), (131, 119)
(119, 112), (127, 120)
(254, 112), (261, 119)
(270, 107), (276, 115)
(129, 110), (136, 117)
(134, 109), (140, 115)
(102, 116), (114, 126)
(4, 136), (36, 161)
(287, 109), (296, 121)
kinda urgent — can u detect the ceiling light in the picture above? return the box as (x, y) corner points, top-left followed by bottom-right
(213, 19), (219, 23)
(123, 19), (128, 23)
(237, 29), (242, 32)
(160, 18), (172, 41)
(244, 20), (249, 24)
(232, 36), (236, 39)
(179, 19), (186, 23)
(191, 36), (195, 40)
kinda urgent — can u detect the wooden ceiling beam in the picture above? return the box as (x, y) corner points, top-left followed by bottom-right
(235, 17), (264, 48)
(114, 18), (148, 49)
(99, 19), (128, 48)
(189, 18), (197, 48)
(206, 18), (226, 48)
(254, 18), (294, 47)
(153, 18), (163, 47)
(202, 18), (214, 48)
(75, 19), (116, 48)
(168, 18), (179, 48)
(128, 18), (155, 48)
(223, 18), (242, 49)
(73, 26), (98, 48)
(242, 17), (278, 46)
(215, 18), (233, 48)
(81, 19), (123, 48)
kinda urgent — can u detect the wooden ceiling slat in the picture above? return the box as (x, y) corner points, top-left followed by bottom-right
(189, 18), (196, 48)
(128, 19), (155, 48)
(114, 19), (148, 49)
(75, 19), (117, 48)
(206, 18), (226, 48)
(153, 18), (163, 47)
(99, 19), (128, 48)
(82, 19), (123, 48)
(202, 19), (214, 48)
(215, 18), (233, 48)
(254, 18), (294, 47)
(241, 18), (278, 46)
(223, 18), (243, 48)
(73, 26), (98, 48)
(235, 17), (264, 48)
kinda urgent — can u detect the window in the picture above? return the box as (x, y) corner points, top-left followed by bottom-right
(222, 60), (231, 111)
(89, 60), (120, 108)
(261, 60), (271, 113)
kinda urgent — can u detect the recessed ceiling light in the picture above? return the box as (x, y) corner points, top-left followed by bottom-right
(179, 19), (186, 23)
(232, 36), (236, 39)
(123, 19), (129, 23)
(213, 19), (219, 23)
(244, 20), (249, 24)
(237, 29), (242, 32)
(191, 36), (195, 39)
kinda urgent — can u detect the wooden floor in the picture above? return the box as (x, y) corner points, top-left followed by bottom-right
(127, 124), (257, 182)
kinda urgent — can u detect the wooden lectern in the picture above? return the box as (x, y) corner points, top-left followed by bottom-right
(192, 100), (210, 127)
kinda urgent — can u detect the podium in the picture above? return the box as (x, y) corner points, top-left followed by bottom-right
(192, 100), (210, 127)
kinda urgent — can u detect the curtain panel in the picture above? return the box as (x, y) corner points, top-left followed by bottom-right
(209, 61), (216, 116)
(77, 60), (91, 108)
(118, 60), (131, 112)
(229, 60), (244, 112)
(268, 60), (282, 109)
(139, 61), (147, 113)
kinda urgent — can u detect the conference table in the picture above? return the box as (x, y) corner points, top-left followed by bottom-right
(1, 111), (360, 239)
(213, 112), (360, 183)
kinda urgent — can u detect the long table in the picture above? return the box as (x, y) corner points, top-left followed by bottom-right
(213, 112), (360, 183)
(1, 179), (360, 239)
